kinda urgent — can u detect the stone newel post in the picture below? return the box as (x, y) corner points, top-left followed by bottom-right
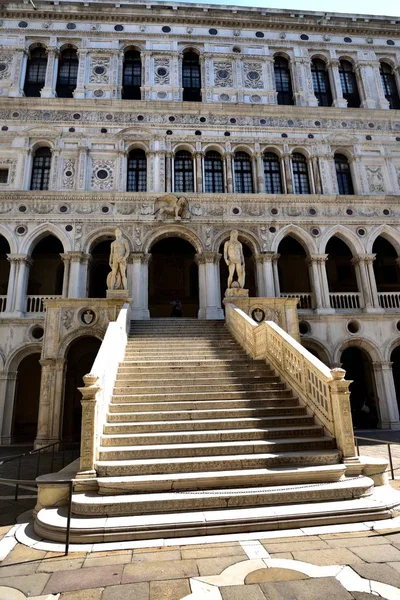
(328, 367), (358, 462)
(77, 373), (101, 479)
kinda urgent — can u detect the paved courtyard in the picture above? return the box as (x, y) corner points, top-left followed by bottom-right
(1, 436), (400, 599)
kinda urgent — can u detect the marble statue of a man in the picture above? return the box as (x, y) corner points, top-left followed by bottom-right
(108, 228), (130, 290)
(224, 230), (245, 289)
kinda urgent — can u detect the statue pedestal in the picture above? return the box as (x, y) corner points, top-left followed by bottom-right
(225, 288), (249, 299)
(106, 290), (129, 300)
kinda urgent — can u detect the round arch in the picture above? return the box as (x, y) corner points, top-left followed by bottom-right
(212, 228), (261, 255)
(301, 338), (332, 366)
(125, 141), (149, 154)
(290, 147), (312, 159)
(202, 143), (225, 155)
(57, 327), (105, 361)
(232, 145), (254, 157)
(333, 337), (382, 366)
(309, 53), (329, 64)
(333, 147), (354, 161)
(83, 227), (134, 255)
(172, 143), (196, 156)
(143, 226), (203, 255)
(181, 46), (202, 56)
(260, 146), (283, 157)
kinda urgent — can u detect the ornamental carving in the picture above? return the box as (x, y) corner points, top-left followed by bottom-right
(91, 160), (115, 190)
(89, 57), (110, 84)
(214, 62), (233, 87)
(62, 159), (76, 190)
(366, 165), (385, 193)
(154, 194), (190, 220)
(244, 62), (263, 89)
(0, 55), (12, 80)
(0, 159), (16, 185)
(154, 59), (170, 85)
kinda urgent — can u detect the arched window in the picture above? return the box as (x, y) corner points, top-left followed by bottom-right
(204, 151), (224, 193)
(234, 151), (254, 194)
(24, 47), (47, 97)
(274, 56), (294, 106)
(30, 147), (51, 191)
(311, 58), (332, 107)
(122, 50), (141, 100)
(182, 51), (201, 102)
(56, 48), (78, 98)
(339, 60), (360, 108)
(335, 154), (354, 195)
(127, 149), (147, 192)
(292, 153), (310, 194)
(263, 152), (282, 194)
(380, 62), (400, 109)
(174, 150), (194, 192)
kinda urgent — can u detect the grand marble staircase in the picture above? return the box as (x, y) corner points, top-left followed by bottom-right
(35, 317), (398, 543)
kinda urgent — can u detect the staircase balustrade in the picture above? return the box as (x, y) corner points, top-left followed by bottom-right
(225, 303), (357, 461)
(26, 295), (61, 313)
(77, 302), (131, 478)
(378, 292), (400, 309)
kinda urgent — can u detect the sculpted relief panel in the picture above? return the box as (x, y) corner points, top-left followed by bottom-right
(366, 165), (385, 193)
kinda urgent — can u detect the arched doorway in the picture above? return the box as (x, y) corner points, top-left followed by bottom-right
(391, 346), (400, 414)
(13, 353), (41, 443)
(372, 236), (400, 293)
(89, 239), (112, 298)
(63, 337), (102, 441)
(28, 235), (64, 296)
(219, 239), (257, 299)
(277, 236), (311, 308)
(340, 346), (379, 429)
(326, 237), (359, 309)
(148, 237), (199, 318)
(0, 235), (10, 310)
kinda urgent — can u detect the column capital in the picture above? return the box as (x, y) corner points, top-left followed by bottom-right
(195, 252), (221, 265)
(308, 253), (329, 263)
(67, 251), (91, 264)
(351, 253), (376, 265)
(7, 253), (33, 266)
(255, 251), (279, 264)
(40, 358), (56, 368)
(372, 361), (393, 371)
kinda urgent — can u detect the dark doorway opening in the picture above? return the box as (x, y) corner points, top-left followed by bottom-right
(28, 235), (64, 295)
(0, 235), (10, 297)
(89, 239), (112, 298)
(63, 337), (101, 441)
(326, 237), (358, 293)
(341, 346), (379, 428)
(13, 353), (41, 442)
(391, 346), (400, 415)
(149, 237), (199, 318)
(278, 236), (311, 294)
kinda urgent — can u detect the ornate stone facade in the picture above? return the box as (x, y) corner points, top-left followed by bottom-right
(0, 0), (400, 448)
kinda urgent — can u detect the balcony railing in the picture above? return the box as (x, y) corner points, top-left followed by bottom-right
(378, 292), (400, 310)
(26, 295), (61, 313)
(0, 296), (6, 312)
(280, 293), (313, 310)
(329, 292), (361, 310)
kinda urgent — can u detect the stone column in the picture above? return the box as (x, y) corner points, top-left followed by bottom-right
(225, 151), (234, 193)
(165, 152), (172, 193)
(272, 253), (281, 296)
(352, 254), (380, 312)
(146, 150), (155, 192)
(307, 255), (323, 310)
(5, 255), (18, 312)
(328, 59), (347, 108)
(195, 253), (224, 320)
(141, 254), (151, 319)
(35, 358), (57, 448)
(251, 155), (258, 193)
(68, 252), (90, 298)
(50, 359), (67, 442)
(372, 60), (390, 110)
(311, 155), (322, 195)
(74, 49), (88, 99)
(350, 256), (366, 309)
(13, 255), (32, 315)
(255, 151), (265, 193)
(315, 254), (333, 310)
(264, 56), (278, 105)
(355, 61), (378, 109)
(279, 156), (287, 193)
(49, 147), (61, 191)
(0, 371), (17, 444)
(130, 252), (150, 320)
(41, 48), (59, 98)
(372, 362), (400, 430)
(255, 253), (277, 297)
(283, 154), (293, 194)
(195, 151), (203, 193)
(60, 254), (71, 298)
(293, 57), (318, 107)
(9, 48), (27, 97)
(365, 253), (380, 309)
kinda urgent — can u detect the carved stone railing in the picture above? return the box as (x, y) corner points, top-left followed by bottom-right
(225, 302), (357, 462)
(26, 295), (61, 313)
(77, 302), (130, 479)
(0, 296), (6, 312)
(280, 292), (313, 310)
(378, 292), (400, 309)
(329, 292), (361, 310)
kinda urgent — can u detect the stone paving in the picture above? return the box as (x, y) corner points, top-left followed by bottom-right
(1, 437), (400, 599)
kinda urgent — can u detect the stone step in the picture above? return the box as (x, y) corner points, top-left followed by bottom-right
(95, 449), (341, 477)
(123, 353), (249, 361)
(112, 389), (294, 403)
(107, 405), (302, 422)
(73, 476), (372, 516)
(104, 413), (311, 433)
(98, 436), (335, 460)
(109, 398), (296, 413)
(116, 369), (276, 380)
(113, 381), (287, 395)
(100, 425), (324, 446)
(119, 359), (264, 367)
